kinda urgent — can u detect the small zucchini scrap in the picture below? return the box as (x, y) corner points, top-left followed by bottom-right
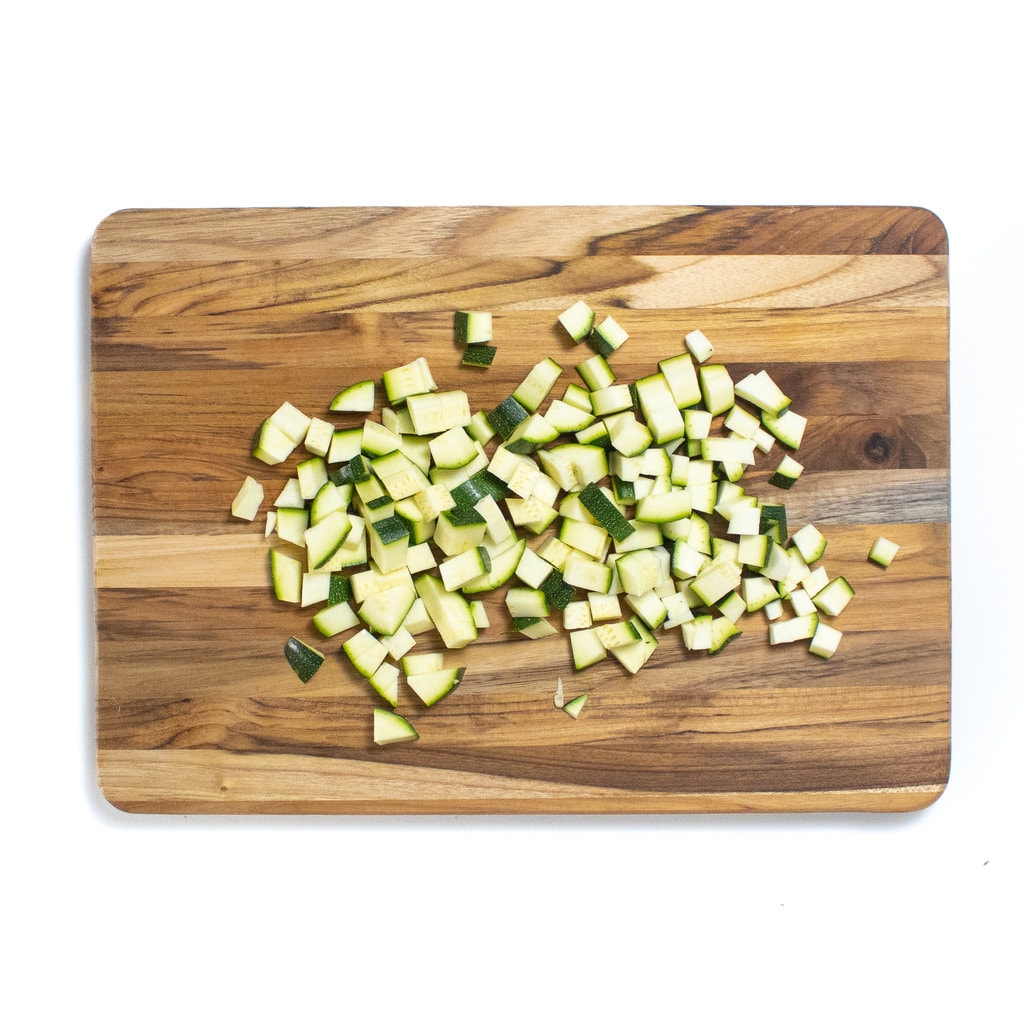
(562, 694), (588, 719)
(283, 635), (325, 683)
(554, 677), (588, 718)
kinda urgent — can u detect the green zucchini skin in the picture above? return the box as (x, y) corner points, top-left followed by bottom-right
(284, 636), (325, 683)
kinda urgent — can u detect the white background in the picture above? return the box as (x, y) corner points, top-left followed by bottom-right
(4, 2), (1019, 1020)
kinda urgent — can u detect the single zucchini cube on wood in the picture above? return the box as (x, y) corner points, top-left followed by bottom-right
(589, 315), (628, 357)
(283, 636), (325, 683)
(461, 344), (496, 367)
(373, 707), (419, 745)
(231, 475), (264, 521)
(868, 536), (900, 567)
(454, 310), (493, 344)
(684, 329), (714, 363)
(558, 299), (595, 342)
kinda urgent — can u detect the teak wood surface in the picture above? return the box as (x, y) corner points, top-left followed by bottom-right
(91, 206), (951, 814)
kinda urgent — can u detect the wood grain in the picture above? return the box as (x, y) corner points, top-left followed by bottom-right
(91, 206), (951, 814)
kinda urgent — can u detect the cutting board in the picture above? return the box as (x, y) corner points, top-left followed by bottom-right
(92, 205), (951, 814)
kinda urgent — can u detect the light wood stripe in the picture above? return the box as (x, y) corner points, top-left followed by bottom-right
(96, 749), (946, 815)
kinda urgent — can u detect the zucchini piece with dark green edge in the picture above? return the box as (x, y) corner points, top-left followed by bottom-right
(868, 536), (899, 568)
(414, 572), (478, 649)
(373, 707), (419, 746)
(698, 363), (735, 417)
(406, 667), (465, 707)
(487, 395), (530, 439)
(538, 566), (577, 611)
(312, 600), (359, 637)
(761, 407), (807, 450)
(342, 628), (389, 678)
(448, 469), (509, 508)
(588, 315), (628, 357)
(708, 615), (741, 654)
(759, 503), (788, 543)
(461, 344), (496, 367)
(558, 299), (595, 342)
(368, 515), (410, 573)
(576, 352), (615, 392)
(513, 357), (563, 412)
(433, 504), (488, 556)
(570, 628), (607, 670)
(328, 573), (354, 606)
(461, 538), (527, 594)
(382, 356), (437, 405)
(505, 586), (550, 619)
(734, 369), (791, 416)
(576, 419), (612, 448)
(332, 453), (372, 485)
(284, 635), (325, 683)
(594, 619), (641, 649)
(510, 616), (559, 639)
(578, 481), (635, 543)
(562, 693), (588, 718)
(609, 615), (659, 674)
(357, 575), (417, 636)
(768, 454), (804, 489)
(453, 310), (493, 344)
(252, 418), (297, 466)
(329, 380), (375, 413)
(504, 413), (560, 455)
(612, 475), (636, 504)
(439, 546), (491, 591)
(811, 576), (855, 617)
(270, 547), (302, 603)
(635, 372), (686, 445)
(305, 509), (354, 570)
(791, 522), (827, 563)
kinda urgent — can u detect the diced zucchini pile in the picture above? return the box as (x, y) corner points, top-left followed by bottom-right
(231, 302), (865, 744)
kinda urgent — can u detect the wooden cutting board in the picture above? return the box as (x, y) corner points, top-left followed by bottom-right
(92, 205), (951, 814)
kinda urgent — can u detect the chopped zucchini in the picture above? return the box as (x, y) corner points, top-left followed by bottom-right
(382, 356), (437, 405)
(373, 707), (419, 746)
(462, 344), (496, 367)
(513, 357), (563, 412)
(684, 329), (714, 363)
(734, 370), (791, 416)
(589, 316), (628, 357)
(698, 363), (735, 417)
(761, 407), (807, 450)
(812, 576), (855, 617)
(231, 475), (264, 521)
(414, 572), (478, 649)
(454, 310), (493, 344)
(869, 536), (900, 567)
(270, 547), (303, 603)
(406, 667), (464, 707)
(562, 693), (588, 718)
(768, 453), (804, 489)
(330, 380), (376, 413)
(283, 636), (325, 683)
(558, 299), (595, 342)
(578, 482), (635, 544)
